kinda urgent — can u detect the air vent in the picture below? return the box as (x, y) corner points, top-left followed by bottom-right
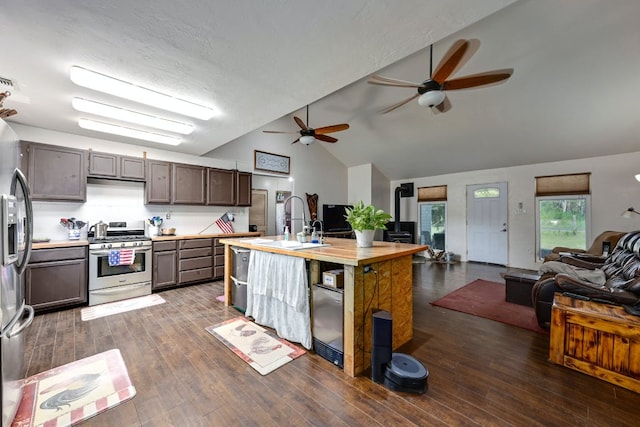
(0, 76), (18, 91)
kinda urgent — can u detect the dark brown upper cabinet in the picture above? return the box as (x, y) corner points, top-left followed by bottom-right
(172, 163), (206, 205)
(145, 160), (251, 206)
(21, 141), (87, 201)
(207, 167), (235, 206)
(145, 159), (172, 204)
(88, 151), (145, 181)
(236, 171), (252, 207)
(206, 168), (252, 206)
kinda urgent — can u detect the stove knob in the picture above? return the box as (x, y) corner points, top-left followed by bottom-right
(121, 243), (126, 248)
(107, 243), (112, 249)
(101, 244), (106, 249)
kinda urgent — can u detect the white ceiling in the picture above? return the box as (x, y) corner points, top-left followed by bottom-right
(3, 0), (640, 181)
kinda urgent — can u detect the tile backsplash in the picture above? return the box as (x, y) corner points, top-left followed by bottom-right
(32, 179), (247, 241)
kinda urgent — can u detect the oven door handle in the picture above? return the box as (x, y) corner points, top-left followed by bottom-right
(90, 282), (151, 294)
(90, 248), (151, 256)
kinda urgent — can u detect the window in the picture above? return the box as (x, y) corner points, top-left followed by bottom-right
(535, 173), (591, 260)
(419, 203), (446, 250)
(473, 187), (500, 198)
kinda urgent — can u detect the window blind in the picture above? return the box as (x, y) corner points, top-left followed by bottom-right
(535, 173), (590, 196)
(417, 185), (447, 202)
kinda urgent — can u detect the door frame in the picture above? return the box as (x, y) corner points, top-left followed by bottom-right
(466, 181), (509, 265)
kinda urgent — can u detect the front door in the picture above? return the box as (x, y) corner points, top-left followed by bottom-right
(466, 182), (508, 265)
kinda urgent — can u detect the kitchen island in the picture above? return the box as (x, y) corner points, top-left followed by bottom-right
(219, 236), (427, 377)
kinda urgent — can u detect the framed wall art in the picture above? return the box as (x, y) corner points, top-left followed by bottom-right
(254, 150), (290, 174)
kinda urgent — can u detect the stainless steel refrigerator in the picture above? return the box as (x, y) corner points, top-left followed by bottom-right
(0, 119), (34, 427)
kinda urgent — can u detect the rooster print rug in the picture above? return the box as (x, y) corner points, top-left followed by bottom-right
(11, 349), (135, 427)
(206, 316), (306, 375)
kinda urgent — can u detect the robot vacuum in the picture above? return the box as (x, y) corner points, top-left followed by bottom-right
(383, 352), (429, 394)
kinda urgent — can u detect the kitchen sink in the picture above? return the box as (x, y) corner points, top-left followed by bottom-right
(252, 239), (330, 250)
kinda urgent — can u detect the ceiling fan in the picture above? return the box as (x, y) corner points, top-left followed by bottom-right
(368, 39), (513, 114)
(263, 105), (349, 145)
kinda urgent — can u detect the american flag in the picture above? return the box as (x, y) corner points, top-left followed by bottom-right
(216, 213), (234, 234)
(108, 249), (135, 266)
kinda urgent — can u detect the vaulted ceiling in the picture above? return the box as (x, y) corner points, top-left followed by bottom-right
(3, 0), (640, 180)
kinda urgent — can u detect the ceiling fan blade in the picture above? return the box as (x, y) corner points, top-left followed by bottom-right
(315, 134), (338, 143)
(291, 137), (300, 144)
(294, 116), (308, 130)
(314, 123), (349, 134)
(431, 39), (469, 84)
(443, 69), (513, 90)
(262, 130), (299, 134)
(0, 109), (17, 118)
(368, 75), (422, 88)
(380, 93), (420, 114)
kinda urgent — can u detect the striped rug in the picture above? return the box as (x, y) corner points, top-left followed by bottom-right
(81, 294), (165, 321)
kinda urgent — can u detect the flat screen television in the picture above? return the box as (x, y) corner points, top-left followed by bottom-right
(322, 204), (352, 232)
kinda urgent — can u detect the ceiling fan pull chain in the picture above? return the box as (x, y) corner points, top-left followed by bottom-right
(429, 44), (433, 78)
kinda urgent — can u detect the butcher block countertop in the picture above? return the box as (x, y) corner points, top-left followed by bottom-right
(219, 235), (427, 266)
(152, 231), (261, 242)
(32, 240), (89, 250)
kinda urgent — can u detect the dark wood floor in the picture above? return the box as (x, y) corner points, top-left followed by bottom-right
(23, 262), (638, 426)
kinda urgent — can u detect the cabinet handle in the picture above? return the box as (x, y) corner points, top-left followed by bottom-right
(91, 282), (150, 294)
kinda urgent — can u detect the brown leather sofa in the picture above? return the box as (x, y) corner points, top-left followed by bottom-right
(532, 230), (640, 329)
(543, 230), (626, 262)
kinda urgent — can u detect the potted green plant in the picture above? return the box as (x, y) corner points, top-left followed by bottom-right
(344, 201), (392, 247)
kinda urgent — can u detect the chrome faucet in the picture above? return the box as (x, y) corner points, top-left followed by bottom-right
(311, 219), (324, 243)
(283, 195), (309, 236)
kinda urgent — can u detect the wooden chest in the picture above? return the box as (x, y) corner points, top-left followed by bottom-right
(549, 293), (640, 393)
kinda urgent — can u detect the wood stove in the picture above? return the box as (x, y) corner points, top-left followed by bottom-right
(384, 183), (414, 243)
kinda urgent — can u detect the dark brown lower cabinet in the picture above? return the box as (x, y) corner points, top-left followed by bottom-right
(178, 239), (213, 284)
(26, 247), (88, 312)
(152, 241), (178, 290)
(213, 238), (225, 278)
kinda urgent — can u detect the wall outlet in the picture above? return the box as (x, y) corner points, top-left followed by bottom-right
(166, 212), (172, 219)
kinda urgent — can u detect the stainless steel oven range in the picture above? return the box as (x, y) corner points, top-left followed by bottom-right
(88, 221), (152, 306)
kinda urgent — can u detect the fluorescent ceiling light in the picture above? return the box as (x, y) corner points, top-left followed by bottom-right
(70, 66), (218, 120)
(72, 98), (194, 134)
(78, 118), (181, 146)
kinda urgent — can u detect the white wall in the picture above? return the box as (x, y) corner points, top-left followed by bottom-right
(390, 151), (640, 270)
(371, 164), (390, 214)
(11, 124), (248, 241)
(347, 164), (372, 205)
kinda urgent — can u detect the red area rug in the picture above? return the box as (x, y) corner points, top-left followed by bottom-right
(12, 349), (135, 426)
(431, 279), (547, 334)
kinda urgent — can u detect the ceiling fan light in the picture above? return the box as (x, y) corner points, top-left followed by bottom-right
(418, 91), (445, 108)
(300, 135), (315, 145)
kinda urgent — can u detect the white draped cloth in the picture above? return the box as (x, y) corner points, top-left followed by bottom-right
(245, 250), (312, 349)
